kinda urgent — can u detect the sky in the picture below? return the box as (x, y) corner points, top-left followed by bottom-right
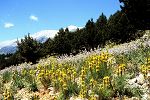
(0, 0), (121, 42)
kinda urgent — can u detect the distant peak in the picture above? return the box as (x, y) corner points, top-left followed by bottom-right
(66, 25), (83, 32)
(31, 30), (58, 39)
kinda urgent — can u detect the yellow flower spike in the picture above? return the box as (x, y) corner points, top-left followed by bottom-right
(81, 81), (85, 86)
(81, 74), (86, 80)
(45, 72), (49, 77)
(41, 69), (45, 73)
(79, 92), (84, 98)
(79, 89), (86, 98)
(147, 58), (150, 64)
(96, 65), (99, 72)
(103, 76), (110, 87)
(98, 84), (103, 90)
(37, 73), (44, 79)
(120, 64), (125, 68)
(52, 72), (55, 77)
(29, 70), (33, 74)
(91, 60), (95, 65)
(37, 64), (40, 69)
(73, 70), (76, 75)
(140, 65), (145, 69)
(140, 64), (148, 76)
(90, 78), (94, 84)
(22, 69), (27, 75)
(148, 65), (150, 71)
(116, 64), (126, 76)
(100, 55), (103, 60)
(90, 78), (97, 88)
(90, 95), (97, 100)
(63, 83), (67, 90)
(59, 78), (63, 84)
(97, 55), (101, 58)
(89, 62), (93, 69)
(81, 69), (85, 74)
(93, 80), (97, 86)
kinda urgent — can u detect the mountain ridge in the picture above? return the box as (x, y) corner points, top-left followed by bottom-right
(0, 25), (82, 54)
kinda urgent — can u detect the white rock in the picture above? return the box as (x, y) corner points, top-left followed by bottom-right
(131, 97), (139, 100)
(48, 87), (55, 96)
(70, 97), (88, 100)
(136, 73), (145, 85)
(142, 83), (148, 89)
(48, 87), (54, 91)
(69, 97), (75, 100)
(128, 78), (137, 85)
(88, 90), (92, 95)
(131, 83), (141, 88)
(147, 72), (150, 77)
(142, 94), (149, 100)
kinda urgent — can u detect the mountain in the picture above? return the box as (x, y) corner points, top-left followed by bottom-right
(0, 46), (17, 54)
(32, 30), (58, 43)
(67, 25), (83, 32)
(0, 30), (58, 54)
(36, 36), (49, 43)
(0, 40), (17, 54)
(0, 25), (83, 54)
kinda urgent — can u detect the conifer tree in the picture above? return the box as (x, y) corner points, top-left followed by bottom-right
(95, 13), (108, 46)
(17, 34), (42, 63)
(85, 19), (96, 50)
(120, 0), (150, 29)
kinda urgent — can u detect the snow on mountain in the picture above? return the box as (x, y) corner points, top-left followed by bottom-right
(32, 30), (58, 39)
(67, 25), (83, 32)
(0, 25), (83, 54)
(32, 30), (58, 43)
(36, 36), (49, 43)
(0, 39), (17, 54)
(0, 39), (17, 49)
(0, 46), (17, 54)
(0, 30), (58, 54)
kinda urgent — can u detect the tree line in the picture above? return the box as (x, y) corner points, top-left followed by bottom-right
(119, 0), (150, 29)
(0, 10), (143, 70)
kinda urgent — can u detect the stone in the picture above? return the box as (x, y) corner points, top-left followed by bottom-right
(142, 83), (148, 89)
(142, 94), (149, 100)
(128, 78), (137, 85)
(131, 97), (139, 100)
(136, 73), (145, 85)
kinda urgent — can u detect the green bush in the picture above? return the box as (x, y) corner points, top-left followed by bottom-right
(2, 71), (12, 83)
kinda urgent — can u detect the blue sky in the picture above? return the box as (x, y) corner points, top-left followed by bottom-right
(0, 0), (121, 42)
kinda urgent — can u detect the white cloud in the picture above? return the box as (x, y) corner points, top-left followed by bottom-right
(30, 15), (38, 21)
(4, 23), (14, 28)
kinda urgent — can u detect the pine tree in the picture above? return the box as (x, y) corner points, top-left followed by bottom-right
(95, 13), (108, 47)
(53, 28), (72, 55)
(17, 34), (42, 63)
(85, 19), (96, 50)
(107, 11), (138, 43)
(96, 13), (107, 31)
(43, 38), (54, 56)
(120, 0), (150, 29)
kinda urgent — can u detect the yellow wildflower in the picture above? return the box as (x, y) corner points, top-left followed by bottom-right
(116, 64), (126, 76)
(140, 64), (148, 76)
(103, 76), (110, 87)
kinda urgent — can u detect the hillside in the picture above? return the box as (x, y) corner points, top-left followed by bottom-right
(0, 32), (150, 99)
(0, 0), (150, 99)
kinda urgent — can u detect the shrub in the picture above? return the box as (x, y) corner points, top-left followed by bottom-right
(2, 71), (12, 83)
